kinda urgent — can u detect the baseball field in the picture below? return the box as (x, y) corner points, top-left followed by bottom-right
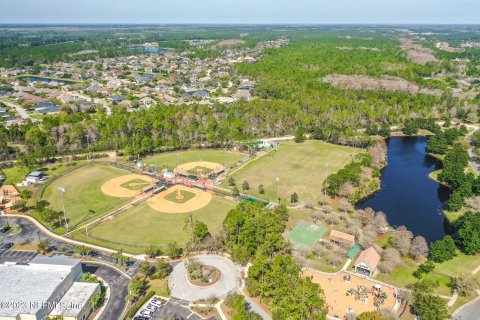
(224, 140), (362, 203)
(42, 163), (151, 228)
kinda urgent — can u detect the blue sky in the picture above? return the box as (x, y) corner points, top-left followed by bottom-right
(1, 0), (479, 24)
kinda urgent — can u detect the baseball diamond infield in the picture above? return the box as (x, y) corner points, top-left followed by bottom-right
(101, 174), (153, 197)
(147, 185), (212, 213)
(175, 161), (224, 176)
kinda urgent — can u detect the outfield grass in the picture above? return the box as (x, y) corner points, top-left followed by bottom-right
(79, 194), (236, 252)
(42, 164), (132, 228)
(143, 149), (247, 170)
(120, 179), (150, 190)
(225, 140), (362, 203)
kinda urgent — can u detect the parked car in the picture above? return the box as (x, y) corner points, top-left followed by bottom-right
(1, 243), (14, 250)
(150, 299), (163, 307)
(139, 310), (152, 318)
(146, 304), (156, 312)
(133, 317), (148, 320)
(0, 226), (11, 234)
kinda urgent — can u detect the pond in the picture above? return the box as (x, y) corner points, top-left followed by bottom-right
(19, 76), (76, 85)
(127, 46), (174, 53)
(358, 136), (452, 242)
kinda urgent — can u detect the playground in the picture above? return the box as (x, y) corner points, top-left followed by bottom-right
(287, 220), (327, 248)
(303, 269), (397, 318)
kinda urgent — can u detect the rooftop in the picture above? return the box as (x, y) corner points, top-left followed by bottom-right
(50, 282), (99, 317)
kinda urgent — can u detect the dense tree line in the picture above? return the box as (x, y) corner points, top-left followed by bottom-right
(222, 203), (327, 319)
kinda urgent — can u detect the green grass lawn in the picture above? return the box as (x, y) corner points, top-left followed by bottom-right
(164, 189), (196, 203)
(376, 252), (480, 296)
(2, 166), (28, 185)
(42, 164), (131, 229)
(143, 149), (246, 170)
(120, 179), (150, 190)
(224, 140), (362, 203)
(77, 194), (236, 252)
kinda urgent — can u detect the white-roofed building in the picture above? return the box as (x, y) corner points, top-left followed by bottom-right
(0, 255), (100, 320)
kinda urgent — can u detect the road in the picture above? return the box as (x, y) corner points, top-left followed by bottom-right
(452, 291), (480, 320)
(0, 99), (31, 119)
(0, 216), (131, 320)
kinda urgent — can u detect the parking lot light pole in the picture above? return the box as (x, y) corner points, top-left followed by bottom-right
(58, 187), (68, 233)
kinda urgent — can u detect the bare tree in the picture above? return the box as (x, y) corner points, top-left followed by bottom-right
(378, 248), (401, 274)
(338, 198), (354, 212)
(410, 236), (429, 260)
(373, 211), (389, 234)
(390, 226), (413, 256)
(450, 274), (480, 296)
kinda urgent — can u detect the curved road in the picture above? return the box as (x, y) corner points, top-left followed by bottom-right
(0, 216), (130, 320)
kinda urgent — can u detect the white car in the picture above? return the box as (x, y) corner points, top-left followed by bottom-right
(150, 299), (163, 307)
(146, 304), (156, 312)
(140, 310), (152, 318)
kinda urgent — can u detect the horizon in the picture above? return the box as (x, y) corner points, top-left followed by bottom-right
(2, 0), (480, 25)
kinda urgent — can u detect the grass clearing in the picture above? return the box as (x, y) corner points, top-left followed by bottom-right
(143, 149), (246, 170)
(42, 164), (132, 228)
(77, 194), (236, 252)
(225, 140), (362, 203)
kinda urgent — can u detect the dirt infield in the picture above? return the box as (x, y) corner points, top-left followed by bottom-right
(101, 174), (153, 197)
(175, 161), (224, 176)
(147, 185), (212, 213)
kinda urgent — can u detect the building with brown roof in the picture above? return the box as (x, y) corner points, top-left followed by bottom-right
(354, 247), (381, 277)
(329, 229), (355, 247)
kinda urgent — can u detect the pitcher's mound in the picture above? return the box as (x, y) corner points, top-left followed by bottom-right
(101, 174), (152, 197)
(147, 185), (212, 213)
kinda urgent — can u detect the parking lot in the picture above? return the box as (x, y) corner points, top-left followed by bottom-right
(137, 297), (204, 320)
(0, 249), (37, 263)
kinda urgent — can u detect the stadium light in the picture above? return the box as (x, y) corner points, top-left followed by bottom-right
(58, 186), (68, 233)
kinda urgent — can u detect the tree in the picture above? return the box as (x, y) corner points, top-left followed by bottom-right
(228, 176), (236, 186)
(232, 186), (240, 197)
(258, 184), (265, 195)
(88, 294), (103, 309)
(242, 180), (250, 191)
(410, 236), (429, 260)
(145, 245), (161, 258)
(138, 261), (155, 277)
(127, 275), (149, 301)
(20, 189), (32, 201)
(294, 126), (305, 143)
(450, 274), (479, 296)
(357, 311), (387, 320)
(429, 236), (457, 263)
(225, 291), (262, 320)
(290, 192), (299, 204)
(410, 279), (449, 320)
(37, 241), (51, 255)
(456, 212), (480, 254)
(184, 216), (210, 244)
(390, 226), (413, 256)
(156, 260), (172, 279)
(74, 245), (93, 257)
(165, 241), (182, 259)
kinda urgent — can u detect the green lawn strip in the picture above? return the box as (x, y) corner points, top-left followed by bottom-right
(120, 179), (150, 190)
(305, 256), (343, 273)
(42, 164), (131, 228)
(143, 149), (246, 170)
(149, 278), (170, 297)
(83, 195), (236, 250)
(163, 189), (196, 203)
(224, 140), (362, 203)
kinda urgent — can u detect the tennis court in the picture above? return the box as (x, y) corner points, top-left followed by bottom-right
(287, 220), (327, 248)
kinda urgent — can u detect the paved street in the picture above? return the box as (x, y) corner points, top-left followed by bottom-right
(0, 216), (132, 320)
(0, 99), (31, 119)
(169, 254), (241, 301)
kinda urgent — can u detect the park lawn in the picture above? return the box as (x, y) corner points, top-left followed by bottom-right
(225, 140), (362, 203)
(143, 149), (247, 170)
(42, 164), (131, 229)
(84, 195), (237, 251)
(149, 278), (170, 297)
(2, 166), (27, 185)
(376, 252), (480, 295)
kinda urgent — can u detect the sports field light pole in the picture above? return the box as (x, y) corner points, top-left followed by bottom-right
(86, 134), (91, 161)
(276, 177), (280, 203)
(58, 187), (68, 233)
(324, 163), (329, 197)
(132, 132), (136, 162)
(224, 148), (227, 169)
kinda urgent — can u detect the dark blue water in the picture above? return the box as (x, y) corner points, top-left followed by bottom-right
(358, 136), (452, 242)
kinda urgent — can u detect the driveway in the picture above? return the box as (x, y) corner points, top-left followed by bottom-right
(168, 254), (241, 301)
(82, 262), (130, 320)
